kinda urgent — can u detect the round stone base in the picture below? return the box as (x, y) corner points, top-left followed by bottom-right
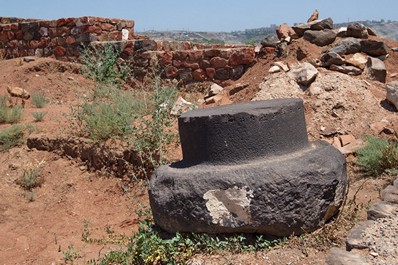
(149, 141), (347, 236)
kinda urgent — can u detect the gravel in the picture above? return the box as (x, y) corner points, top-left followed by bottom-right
(362, 214), (398, 265)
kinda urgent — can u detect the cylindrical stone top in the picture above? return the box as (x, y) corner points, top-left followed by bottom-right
(178, 98), (308, 165)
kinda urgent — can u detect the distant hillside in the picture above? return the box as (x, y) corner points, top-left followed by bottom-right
(138, 20), (398, 44)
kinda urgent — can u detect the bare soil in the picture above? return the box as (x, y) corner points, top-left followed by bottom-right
(0, 34), (397, 264)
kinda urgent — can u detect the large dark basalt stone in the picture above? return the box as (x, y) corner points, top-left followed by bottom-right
(149, 98), (347, 236)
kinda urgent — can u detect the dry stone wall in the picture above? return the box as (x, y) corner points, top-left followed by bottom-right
(0, 16), (135, 61)
(0, 16), (256, 83)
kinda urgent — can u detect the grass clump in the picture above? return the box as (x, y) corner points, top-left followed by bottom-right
(0, 96), (24, 124)
(356, 136), (398, 175)
(18, 165), (44, 191)
(32, 111), (47, 122)
(31, 92), (48, 108)
(0, 124), (25, 151)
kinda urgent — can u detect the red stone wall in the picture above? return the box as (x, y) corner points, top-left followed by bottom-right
(101, 39), (256, 82)
(0, 16), (134, 61)
(0, 16), (256, 83)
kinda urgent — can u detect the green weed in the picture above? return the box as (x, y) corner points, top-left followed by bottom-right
(32, 111), (47, 122)
(62, 243), (81, 264)
(0, 124), (25, 151)
(356, 136), (398, 175)
(17, 162), (44, 191)
(31, 91), (48, 108)
(80, 43), (130, 85)
(0, 96), (24, 124)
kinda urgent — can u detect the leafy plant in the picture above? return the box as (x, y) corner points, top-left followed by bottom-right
(80, 43), (130, 85)
(356, 136), (398, 175)
(31, 91), (48, 108)
(62, 243), (81, 264)
(0, 124), (25, 151)
(32, 111), (47, 122)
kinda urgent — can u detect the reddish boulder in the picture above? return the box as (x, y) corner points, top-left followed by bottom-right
(54, 46), (66, 58)
(210, 57), (228, 68)
(228, 48), (255, 66)
(193, 69), (207, 81)
(165, 65), (179, 78)
(276, 23), (298, 40)
(206, 68), (216, 79)
(157, 51), (173, 66)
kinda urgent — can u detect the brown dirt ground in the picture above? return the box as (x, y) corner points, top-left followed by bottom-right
(0, 34), (397, 264)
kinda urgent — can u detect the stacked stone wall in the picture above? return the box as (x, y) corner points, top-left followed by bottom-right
(0, 16), (134, 61)
(0, 16), (256, 83)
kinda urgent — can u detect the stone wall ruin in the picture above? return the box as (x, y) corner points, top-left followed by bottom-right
(0, 16), (256, 83)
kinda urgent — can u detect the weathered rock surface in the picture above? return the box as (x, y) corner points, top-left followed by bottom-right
(292, 18), (333, 37)
(326, 247), (370, 265)
(366, 57), (386, 83)
(360, 39), (388, 57)
(150, 99), (347, 236)
(170, 96), (193, 116)
(367, 201), (398, 220)
(290, 62), (319, 86)
(320, 52), (345, 67)
(303, 29), (336, 46)
(330, 38), (362, 55)
(330, 65), (362, 75)
(347, 22), (369, 39)
(276, 23), (298, 40)
(345, 53), (368, 69)
(261, 34), (279, 48)
(381, 185), (398, 204)
(346, 220), (375, 250)
(307, 9), (319, 23)
(386, 81), (398, 109)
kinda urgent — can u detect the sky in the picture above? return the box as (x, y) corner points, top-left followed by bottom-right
(1, 0), (397, 32)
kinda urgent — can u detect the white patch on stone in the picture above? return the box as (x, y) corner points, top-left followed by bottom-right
(203, 186), (253, 227)
(122, 29), (129, 40)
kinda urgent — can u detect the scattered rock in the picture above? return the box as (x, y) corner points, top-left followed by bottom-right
(381, 185), (398, 204)
(344, 53), (368, 70)
(330, 38), (361, 55)
(326, 247), (370, 265)
(272, 61), (290, 72)
(268, 65), (281, 74)
(360, 39), (388, 57)
(320, 52), (345, 67)
(303, 29), (337, 46)
(330, 65), (362, 76)
(370, 120), (390, 134)
(276, 23), (298, 40)
(206, 83), (224, 98)
(290, 62), (319, 86)
(170, 96), (193, 116)
(347, 22), (369, 39)
(228, 83), (249, 96)
(260, 34), (279, 48)
(336, 27), (347, 38)
(292, 18), (334, 37)
(23, 56), (36, 63)
(386, 81), (398, 110)
(340, 134), (356, 147)
(307, 9), (319, 23)
(338, 139), (364, 155)
(367, 201), (398, 220)
(365, 56), (386, 83)
(346, 220), (375, 250)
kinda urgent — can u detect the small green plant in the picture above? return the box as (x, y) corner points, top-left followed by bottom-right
(0, 124), (25, 151)
(80, 43), (130, 85)
(17, 162), (44, 191)
(62, 243), (81, 264)
(0, 96), (24, 124)
(31, 92), (48, 108)
(356, 136), (398, 175)
(32, 111), (47, 122)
